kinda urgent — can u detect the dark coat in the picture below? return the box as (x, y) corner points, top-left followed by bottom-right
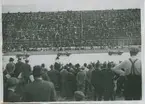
(14, 62), (24, 77)
(60, 69), (69, 97)
(6, 90), (21, 102)
(102, 69), (114, 90)
(66, 72), (76, 98)
(91, 69), (104, 88)
(23, 79), (56, 102)
(48, 70), (60, 90)
(21, 63), (31, 79)
(6, 62), (15, 75)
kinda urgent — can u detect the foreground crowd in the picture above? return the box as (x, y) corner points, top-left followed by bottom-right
(3, 47), (141, 102)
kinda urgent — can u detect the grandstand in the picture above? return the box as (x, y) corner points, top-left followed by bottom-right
(2, 9), (141, 52)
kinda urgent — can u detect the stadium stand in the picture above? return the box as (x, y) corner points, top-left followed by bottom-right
(2, 9), (141, 52)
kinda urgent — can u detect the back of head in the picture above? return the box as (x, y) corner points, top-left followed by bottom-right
(9, 57), (14, 62)
(84, 63), (87, 67)
(25, 59), (29, 63)
(41, 63), (45, 68)
(129, 47), (139, 56)
(33, 65), (42, 78)
(50, 65), (53, 70)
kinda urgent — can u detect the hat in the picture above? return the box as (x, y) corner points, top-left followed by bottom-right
(9, 57), (14, 62)
(7, 77), (19, 87)
(33, 65), (42, 77)
(74, 91), (85, 101)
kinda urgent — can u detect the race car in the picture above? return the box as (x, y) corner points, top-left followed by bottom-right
(57, 52), (71, 57)
(108, 50), (123, 55)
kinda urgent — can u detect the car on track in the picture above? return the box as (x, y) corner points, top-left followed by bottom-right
(108, 50), (123, 55)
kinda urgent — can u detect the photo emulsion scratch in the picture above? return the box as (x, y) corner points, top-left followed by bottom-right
(1, 0), (143, 102)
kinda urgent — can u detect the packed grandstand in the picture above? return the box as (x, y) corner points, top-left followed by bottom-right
(2, 9), (141, 52)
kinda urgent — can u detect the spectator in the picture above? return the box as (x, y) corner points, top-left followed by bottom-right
(21, 60), (31, 84)
(76, 67), (86, 93)
(60, 66), (69, 97)
(23, 65), (57, 102)
(14, 58), (24, 78)
(6, 77), (21, 102)
(112, 47), (141, 100)
(91, 63), (104, 101)
(5, 58), (15, 77)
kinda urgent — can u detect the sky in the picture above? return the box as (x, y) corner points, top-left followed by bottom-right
(2, 0), (143, 13)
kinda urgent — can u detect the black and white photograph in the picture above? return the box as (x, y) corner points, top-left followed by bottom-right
(1, 0), (143, 102)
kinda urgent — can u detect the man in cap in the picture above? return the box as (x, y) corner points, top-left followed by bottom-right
(6, 77), (21, 102)
(23, 65), (56, 102)
(112, 47), (141, 100)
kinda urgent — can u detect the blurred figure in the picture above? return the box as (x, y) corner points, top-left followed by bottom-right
(102, 62), (115, 101)
(5, 58), (15, 77)
(6, 77), (21, 102)
(60, 66), (69, 97)
(112, 47), (141, 100)
(14, 58), (24, 78)
(66, 67), (76, 99)
(76, 67), (86, 93)
(85, 64), (94, 96)
(83, 63), (89, 72)
(74, 91), (85, 101)
(23, 65), (56, 102)
(21, 60), (31, 84)
(41, 63), (48, 72)
(41, 63), (50, 81)
(48, 64), (61, 91)
(91, 63), (104, 101)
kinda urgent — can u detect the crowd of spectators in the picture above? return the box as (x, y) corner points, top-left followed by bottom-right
(2, 9), (141, 52)
(4, 57), (125, 102)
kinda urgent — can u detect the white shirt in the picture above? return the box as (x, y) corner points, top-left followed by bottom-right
(112, 56), (141, 76)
